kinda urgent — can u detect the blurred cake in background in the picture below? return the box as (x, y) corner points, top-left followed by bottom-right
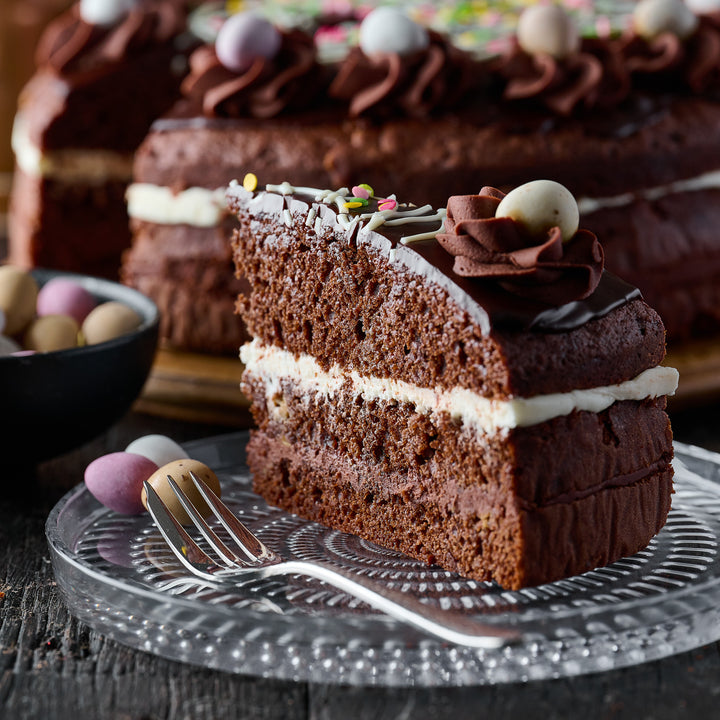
(6, 0), (193, 279)
(0, 0), (73, 230)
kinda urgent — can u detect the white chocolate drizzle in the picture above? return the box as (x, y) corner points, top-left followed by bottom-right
(260, 181), (447, 243)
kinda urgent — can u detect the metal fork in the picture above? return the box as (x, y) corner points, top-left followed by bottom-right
(142, 472), (520, 648)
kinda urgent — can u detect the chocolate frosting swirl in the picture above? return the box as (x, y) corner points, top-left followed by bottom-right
(328, 31), (480, 117)
(180, 29), (324, 118)
(437, 187), (604, 306)
(35, 1), (185, 82)
(495, 37), (630, 115)
(621, 16), (720, 93)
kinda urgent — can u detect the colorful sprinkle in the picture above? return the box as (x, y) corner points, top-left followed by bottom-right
(379, 199), (397, 211)
(243, 172), (258, 191)
(352, 183), (374, 199)
(343, 200), (365, 210)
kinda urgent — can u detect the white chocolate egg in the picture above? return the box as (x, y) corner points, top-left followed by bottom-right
(23, 314), (80, 352)
(495, 180), (580, 242)
(359, 7), (429, 56)
(126, 434), (189, 468)
(215, 12), (282, 73)
(686, 0), (720, 13)
(0, 335), (21, 356)
(141, 458), (222, 525)
(633, 0), (699, 40)
(37, 277), (97, 325)
(79, 0), (138, 27)
(85, 451), (159, 515)
(0, 266), (38, 336)
(81, 301), (141, 345)
(516, 5), (580, 59)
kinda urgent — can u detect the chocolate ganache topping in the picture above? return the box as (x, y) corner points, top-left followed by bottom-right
(181, 30), (325, 118)
(437, 187), (604, 306)
(35, 1), (185, 82)
(328, 31), (480, 117)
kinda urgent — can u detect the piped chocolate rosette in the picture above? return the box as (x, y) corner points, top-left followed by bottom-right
(180, 12), (328, 118)
(328, 6), (482, 117)
(493, 5), (631, 115)
(36, 0), (187, 83)
(620, 0), (720, 93)
(438, 180), (604, 307)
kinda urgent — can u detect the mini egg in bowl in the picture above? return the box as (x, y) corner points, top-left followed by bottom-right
(0, 268), (159, 463)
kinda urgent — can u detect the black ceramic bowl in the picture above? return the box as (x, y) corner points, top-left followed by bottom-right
(0, 269), (159, 463)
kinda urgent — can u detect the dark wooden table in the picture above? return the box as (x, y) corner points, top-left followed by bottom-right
(1, 402), (720, 720)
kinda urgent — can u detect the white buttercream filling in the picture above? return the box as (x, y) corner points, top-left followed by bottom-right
(12, 114), (134, 183)
(240, 339), (679, 432)
(126, 183), (228, 226)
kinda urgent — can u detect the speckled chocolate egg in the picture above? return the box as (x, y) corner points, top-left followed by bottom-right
(359, 7), (429, 56)
(37, 277), (97, 325)
(0, 335), (21, 356)
(79, 0), (137, 27)
(496, 180), (579, 242)
(634, 0), (699, 40)
(0, 266), (38, 336)
(85, 451), (159, 515)
(81, 301), (141, 345)
(215, 12), (281, 73)
(142, 458), (221, 525)
(125, 434), (189, 468)
(516, 5), (580, 59)
(23, 314), (80, 352)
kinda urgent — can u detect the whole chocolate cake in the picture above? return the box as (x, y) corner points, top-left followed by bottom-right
(121, 0), (720, 355)
(228, 178), (678, 590)
(7, 0), (191, 279)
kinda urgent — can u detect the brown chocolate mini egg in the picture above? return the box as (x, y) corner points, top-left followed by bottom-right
(82, 301), (142, 345)
(516, 5), (580, 60)
(141, 458), (221, 525)
(0, 266), (39, 336)
(23, 314), (80, 352)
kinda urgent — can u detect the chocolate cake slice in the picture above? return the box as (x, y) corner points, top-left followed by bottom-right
(228, 179), (678, 590)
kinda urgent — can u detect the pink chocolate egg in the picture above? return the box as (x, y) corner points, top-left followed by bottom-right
(37, 278), (97, 325)
(215, 12), (281, 73)
(85, 451), (159, 515)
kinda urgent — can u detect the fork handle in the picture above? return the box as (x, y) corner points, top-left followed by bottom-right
(260, 559), (519, 648)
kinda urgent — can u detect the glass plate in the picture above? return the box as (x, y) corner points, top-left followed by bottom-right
(46, 433), (720, 687)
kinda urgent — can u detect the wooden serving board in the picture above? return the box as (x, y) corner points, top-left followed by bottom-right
(134, 348), (251, 427)
(666, 339), (720, 409)
(134, 341), (720, 425)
